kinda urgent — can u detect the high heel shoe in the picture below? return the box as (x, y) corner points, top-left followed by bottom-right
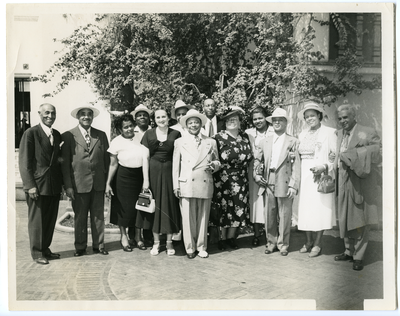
(228, 238), (239, 250)
(136, 240), (147, 251)
(120, 241), (132, 252)
(166, 241), (175, 256)
(150, 242), (160, 256)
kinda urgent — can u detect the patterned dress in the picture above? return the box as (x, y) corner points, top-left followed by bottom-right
(213, 130), (253, 228)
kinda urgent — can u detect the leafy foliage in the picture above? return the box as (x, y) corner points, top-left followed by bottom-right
(33, 13), (381, 122)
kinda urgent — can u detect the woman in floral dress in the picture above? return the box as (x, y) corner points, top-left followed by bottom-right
(213, 106), (253, 250)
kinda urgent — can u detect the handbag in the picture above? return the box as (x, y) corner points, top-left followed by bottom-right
(317, 166), (335, 194)
(135, 189), (156, 213)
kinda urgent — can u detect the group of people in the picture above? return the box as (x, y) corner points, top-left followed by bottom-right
(19, 97), (381, 271)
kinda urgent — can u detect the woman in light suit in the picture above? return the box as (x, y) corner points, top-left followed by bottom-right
(173, 109), (220, 259)
(296, 102), (337, 257)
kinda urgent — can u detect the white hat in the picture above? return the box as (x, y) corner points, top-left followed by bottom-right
(171, 100), (194, 120)
(180, 109), (208, 128)
(70, 105), (100, 118)
(297, 102), (326, 120)
(130, 104), (153, 118)
(220, 106), (245, 120)
(266, 108), (290, 123)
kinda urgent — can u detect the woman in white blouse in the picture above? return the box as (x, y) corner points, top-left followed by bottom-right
(105, 113), (150, 252)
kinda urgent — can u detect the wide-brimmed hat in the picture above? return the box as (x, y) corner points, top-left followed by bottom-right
(71, 105), (100, 118)
(297, 102), (326, 120)
(130, 104), (153, 118)
(171, 100), (194, 120)
(220, 106), (245, 121)
(180, 109), (208, 128)
(266, 108), (290, 123)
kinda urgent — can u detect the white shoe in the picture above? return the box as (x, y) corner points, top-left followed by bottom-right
(172, 231), (182, 241)
(150, 242), (160, 256)
(198, 250), (209, 258)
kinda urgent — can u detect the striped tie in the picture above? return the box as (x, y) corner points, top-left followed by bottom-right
(49, 128), (54, 146)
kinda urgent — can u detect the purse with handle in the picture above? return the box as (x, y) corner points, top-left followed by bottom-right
(135, 189), (156, 213)
(317, 165), (335, 194)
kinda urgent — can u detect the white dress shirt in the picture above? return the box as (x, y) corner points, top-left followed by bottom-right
(270, 133), (286, 169)
(40, 122), (53, 145)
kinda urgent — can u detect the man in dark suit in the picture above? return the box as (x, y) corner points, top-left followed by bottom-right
(61, 105), (110, 256)
(334, 104), (381, 271)
(19, 103), (62, 264)
(253, 108), (301, 256)
(201, 98), (224, 137)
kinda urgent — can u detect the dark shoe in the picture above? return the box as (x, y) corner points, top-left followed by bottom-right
(120, 242), (132, 252)
(187, 253), (196, 259)
(334, 253), (354, 261)
(93, 248), (109, 255)
(265, 244), (277, 254)
(353, 260), (364, 271)
(128, 239), (137, 248)
(228, 238), (239, 250)
(74, 250), (85, 257)
(217, 240), (227, 251)
(43, 251), (60, 260)
(252, 236), (260, 247)
(35, 257), (49, 265)
(136, 241), (147, 251)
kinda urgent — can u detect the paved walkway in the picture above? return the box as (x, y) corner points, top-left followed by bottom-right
(12, 200), (384, 310)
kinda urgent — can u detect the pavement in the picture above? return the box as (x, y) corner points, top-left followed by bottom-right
(12, 200), (384, 311)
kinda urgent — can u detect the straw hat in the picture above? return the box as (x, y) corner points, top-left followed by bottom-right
(297, 102), (326, 120)
(266, 108), (290, 123)
(130, 104), (153, 118)
(171, 100), (194, 120)
(70, 105), (100, 118)
(180, 109), (208, 128)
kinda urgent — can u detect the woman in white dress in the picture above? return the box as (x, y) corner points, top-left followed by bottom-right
(245, 107), (273, 246)
(297, 102), (337, 257)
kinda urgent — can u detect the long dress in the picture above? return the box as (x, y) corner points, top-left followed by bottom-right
(245, 127), (273, 224)
(213, 130), (253, 228)
(141, 128), (181, 234)
(297, 127), (336, 231)
(108, 135), (144, 227)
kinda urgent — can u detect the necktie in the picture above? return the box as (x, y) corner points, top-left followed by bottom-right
(195, 135), (201, 149)
(85, 132), (91, 149)
(49, 129), (54, 146)
(209, 121), (214, 137)
(340, 131), (350, 153)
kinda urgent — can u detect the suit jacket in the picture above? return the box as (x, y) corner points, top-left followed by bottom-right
(254, 133), (300, 198)
(61, 126), (110, 193)
(19, 124), (63, 196)
(335, 124), (381, 236)
(173, 133), (221, 199)
(298, 124), (337, 176)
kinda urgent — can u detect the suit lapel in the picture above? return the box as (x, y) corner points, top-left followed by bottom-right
(37, 124), (53, 159)
(194, 135), (212, 168)
(72, 126), (90, 151)
(181, 136), (198, 160)
(88, 128), (100, 152)
(264, 135), (273, 171)
(347, 124), (360, 149)
(276, 134), (294, 169)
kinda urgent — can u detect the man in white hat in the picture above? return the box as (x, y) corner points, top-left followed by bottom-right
(253, 107), (300, 256)
(170, 100), (194, 135)
(61, 105), (110, 256)
(130, 104), (152, 142)
(172, 109), (221, 259)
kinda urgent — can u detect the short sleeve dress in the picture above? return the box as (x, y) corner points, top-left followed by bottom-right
(141, 128), (181, 234)
(107, 134), (144, 227)
(213, 130), (253, 228)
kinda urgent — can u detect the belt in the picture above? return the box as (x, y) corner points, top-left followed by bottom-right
(152, 157), (171, 163)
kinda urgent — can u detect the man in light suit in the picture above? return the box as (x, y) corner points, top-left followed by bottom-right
(19, 103), (63, 264)
(334, 104), (381, 271)
(253, 108), (300, 256)
(61, 105), (110, 256)
(173, 109), (221, 259)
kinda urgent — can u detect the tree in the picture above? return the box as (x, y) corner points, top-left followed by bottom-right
(33, 13), (381, 123)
